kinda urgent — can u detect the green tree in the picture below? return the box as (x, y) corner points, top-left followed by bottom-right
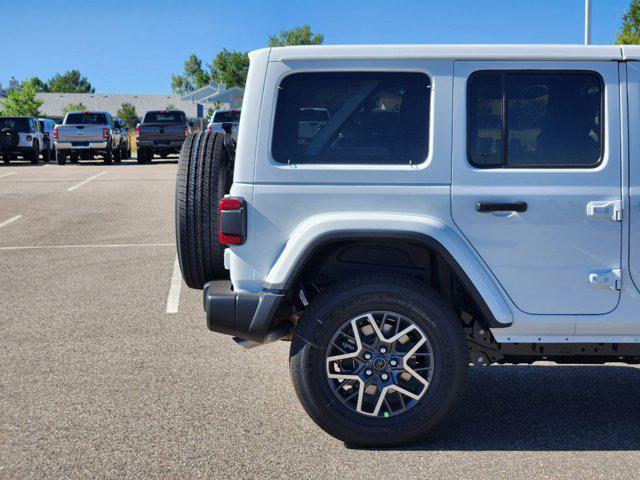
(117, 102), (139, 129)
(206, 102), (223, 118)
(0, 83), (43, 116)
(617, 0), (640, 44)
(165, 104), (177, 110)
(48, 70), (95, 93)
(23, 76), (48, 92)
(61, 103), (87, 115)
(171, 54), (211, 94)
(211, 49), (250, 88)
(268, 25), (324, 47)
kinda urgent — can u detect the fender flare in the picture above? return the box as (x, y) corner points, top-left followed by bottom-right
(262, 213), (513, 328)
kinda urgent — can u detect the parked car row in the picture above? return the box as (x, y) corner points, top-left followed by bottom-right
(0, 107), (217, 165)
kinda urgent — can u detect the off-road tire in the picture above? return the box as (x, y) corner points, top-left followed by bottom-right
(114, 145), (122, 162)
(290, 273), (468, 447)
(137, 148), (148, 163)
(104, 145), (113, 164)
(175, 131), (231, 289)
(57, 150), (66, 165)
(43, 147), (51, 163)
(28, 143), (39, 164)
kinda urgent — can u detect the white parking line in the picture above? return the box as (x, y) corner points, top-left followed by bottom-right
(0, 215), (22, 229)
(67, 171), (107, 192)
(166, 255), (182, 314)
(0, 172), (17, 179)
(0, 242), (174, 251)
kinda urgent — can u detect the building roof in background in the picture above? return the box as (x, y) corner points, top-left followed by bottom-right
(36, 93), (201, 119)
(182, 82), (244, 109)
(200, 86), (244, 108)
(181, 83), (221, 102)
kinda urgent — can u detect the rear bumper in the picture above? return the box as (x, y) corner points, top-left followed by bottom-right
(0, 146), (33, 154)
(55, 141), (108, 150)
(136, 140), (184, 149)
(203, 283), (290, 344)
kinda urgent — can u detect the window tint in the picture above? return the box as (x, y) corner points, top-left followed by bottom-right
(468, 71), (603, 168)
(0, 118), (30, 131)
(212, 110), (240, 123)
(272, 72), (431, 165)
(143, 111), (187, 123)
(66, 113), (109, 125)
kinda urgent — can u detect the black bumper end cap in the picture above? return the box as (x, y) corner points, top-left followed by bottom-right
(203, 283), (285, 344)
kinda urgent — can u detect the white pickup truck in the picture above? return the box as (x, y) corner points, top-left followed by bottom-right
(54, 111), (119, 165)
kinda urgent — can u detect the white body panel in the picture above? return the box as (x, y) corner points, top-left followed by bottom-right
(451, 61), (622, 315)
(226, 45), (640, 344)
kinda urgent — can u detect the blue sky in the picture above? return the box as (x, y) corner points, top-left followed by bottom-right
(1, 0), (631, 94)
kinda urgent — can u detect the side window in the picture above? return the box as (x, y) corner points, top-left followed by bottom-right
(272, 72), (431, 165)
(468, 71), (603, 168)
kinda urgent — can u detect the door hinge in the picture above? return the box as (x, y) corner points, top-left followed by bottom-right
(586, 200), (622, 222)
(588, 268), (621, 291)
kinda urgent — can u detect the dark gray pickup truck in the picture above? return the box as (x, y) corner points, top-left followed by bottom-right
(135, 110), (190, 163)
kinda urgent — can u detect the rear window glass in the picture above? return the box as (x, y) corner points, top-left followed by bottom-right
(212, 111), (240, 123)
(272, 71), (431, 165)
(144, 111), (187, 123)
(0, 118), (30, 131)
(65, 113), (109, 125)
(468, 71), (603, 168)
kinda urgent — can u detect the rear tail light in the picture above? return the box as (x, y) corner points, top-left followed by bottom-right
(135, 126), (140, 137)
(102, 128), (108, 140)
(183, 126), (189, 137)
(53, 127), (58, 141)
(218, 197), (245, 245)
(206, 126), (212, 133)
(26, 135), (32, 142)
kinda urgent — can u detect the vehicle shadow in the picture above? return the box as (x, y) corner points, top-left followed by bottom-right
(355, 365), (640, 451)
(53, 158), (179, 167)
(0, 162), (47, 168)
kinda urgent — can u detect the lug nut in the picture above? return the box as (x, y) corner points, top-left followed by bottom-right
(364, 353), (371, 360)
(379, 347), (387, 354)
(365, 369), (372, 376)
(381, 373), (389, 380)
(390, 359), (397, 366)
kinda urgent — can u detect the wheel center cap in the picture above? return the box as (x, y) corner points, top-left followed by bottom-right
(372, 357), (387, 371)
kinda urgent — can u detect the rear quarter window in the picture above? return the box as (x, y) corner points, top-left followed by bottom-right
(272, 71), (431, 165)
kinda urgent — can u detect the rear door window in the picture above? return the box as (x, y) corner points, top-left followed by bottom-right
(467, 71), (603, 168)
(272, 72), (431, 165)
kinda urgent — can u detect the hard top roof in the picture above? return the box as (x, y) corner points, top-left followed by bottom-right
(265, 44), (640, 62)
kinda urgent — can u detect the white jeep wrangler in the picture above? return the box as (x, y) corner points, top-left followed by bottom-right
(175, 44), (640, 447)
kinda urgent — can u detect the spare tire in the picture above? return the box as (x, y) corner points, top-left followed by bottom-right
(175, 131), (233, 289)
(0, 128), (19, 150)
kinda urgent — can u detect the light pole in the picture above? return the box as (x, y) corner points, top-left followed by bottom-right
(584, 0), (592, 45)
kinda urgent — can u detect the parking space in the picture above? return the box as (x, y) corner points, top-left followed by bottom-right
(2, 159), (640, 478)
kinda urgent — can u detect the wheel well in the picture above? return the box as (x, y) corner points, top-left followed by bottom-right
(288, 238), (494, 329)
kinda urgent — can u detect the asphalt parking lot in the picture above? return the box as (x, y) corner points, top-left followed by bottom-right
(2, 158), (640, 479)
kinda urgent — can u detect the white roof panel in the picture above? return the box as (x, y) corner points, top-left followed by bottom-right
(269, 44), (623, 62)
(621, 45), (640, 60)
